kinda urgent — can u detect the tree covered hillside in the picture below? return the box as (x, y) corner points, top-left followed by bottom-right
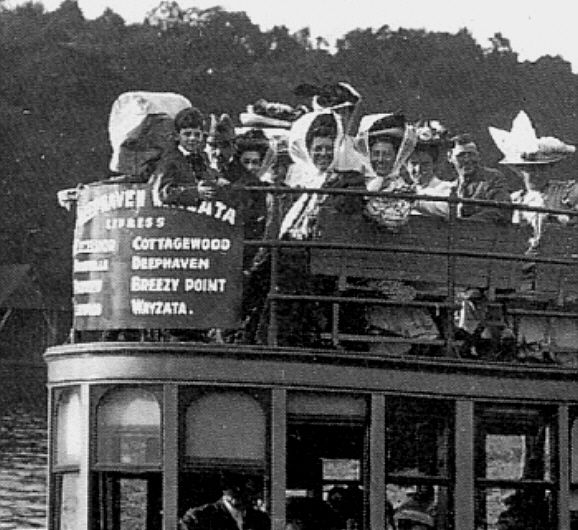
(1, 0), (577, 306)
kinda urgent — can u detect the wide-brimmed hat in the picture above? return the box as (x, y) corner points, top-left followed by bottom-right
(366, 113), (406, 139)
(239, 99), (308, 129)
(234, 128), (270, 156)
(295, 82), (361, 111)
(355, 113), (406, 159)
(489, 111), (575, 165)
(414, 119), (451, 147)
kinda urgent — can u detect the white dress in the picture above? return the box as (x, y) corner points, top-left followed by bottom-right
(412, 176), (456, 217)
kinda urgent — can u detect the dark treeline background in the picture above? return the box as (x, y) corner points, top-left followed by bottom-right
(1, 0), (578, 310)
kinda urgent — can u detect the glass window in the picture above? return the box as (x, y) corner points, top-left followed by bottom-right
(55, 387), (82, 466)
(385, 398), (453, 530)
(286, 392), (368, 530)
(178, 471), (268, 524)
(179, 390), (269, 527)
(475, 405), (556, 530)
(185, 391), (266, 463)
(288, 393), (367, 419)
(475, 487), (554, 530)
(53, 472), (79, 530)
(476, 406), (554, 482)
(386, 398), (452, 479)
(52, 388), (82, 530)
(96, 387), (161, 466)
(92, 473), (162, 530)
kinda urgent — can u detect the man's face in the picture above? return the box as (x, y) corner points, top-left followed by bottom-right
(208, 140), (234, 168)
(178, 127), (205, 154)
(453, 149), (480, 178)
(370, 140), (396, 177)
(309, 136), (334, 172)
(240, 150), (263, 176)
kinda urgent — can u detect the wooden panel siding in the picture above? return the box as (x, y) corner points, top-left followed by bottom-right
(310, 210), (530, 293)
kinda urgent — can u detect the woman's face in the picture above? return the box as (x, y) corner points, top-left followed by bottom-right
(309, 136), (335, 172)
(239, 150), (263, 176)
(407, 150), (435, 185)
(370, 140), (396, 177)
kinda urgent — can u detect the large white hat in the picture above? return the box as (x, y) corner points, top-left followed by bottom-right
(489, 111), (575, 165)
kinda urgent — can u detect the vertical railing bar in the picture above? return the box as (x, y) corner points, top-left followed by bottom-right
(446, 190), (458, 357)
(557, 404), (570, 530)
(268, 243), (280, 348)
(333, 275), (346, 349)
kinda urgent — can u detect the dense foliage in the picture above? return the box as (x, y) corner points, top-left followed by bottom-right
(1, 0), (578, 305)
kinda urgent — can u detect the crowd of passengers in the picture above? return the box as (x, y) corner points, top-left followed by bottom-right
(179, 473), (439, 530)
(76, 83), (578, 360)
(179, 472), (549, 530)
(148, 83), (576, 241)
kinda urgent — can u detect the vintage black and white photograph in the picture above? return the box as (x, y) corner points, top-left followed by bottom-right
(1, 1), (578, 529)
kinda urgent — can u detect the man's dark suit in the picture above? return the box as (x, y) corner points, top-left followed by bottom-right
(179, 498), (270, 530)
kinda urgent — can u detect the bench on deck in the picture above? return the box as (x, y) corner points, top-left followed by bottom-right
(310, 208), (531, 295)
(305, 208), (578, 359)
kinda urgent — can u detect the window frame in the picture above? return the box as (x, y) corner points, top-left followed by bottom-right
(91, 384), (164, 473)
(383, 396), (455, 530)
(50, 386), (82, 530)
(473, 402), (558, 530)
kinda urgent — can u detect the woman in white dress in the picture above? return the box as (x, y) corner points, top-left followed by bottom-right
(407, 121), (456, 217)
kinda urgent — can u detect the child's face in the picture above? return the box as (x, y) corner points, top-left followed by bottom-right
(178, 127), (205, 154)
(240, 150), (263, 176)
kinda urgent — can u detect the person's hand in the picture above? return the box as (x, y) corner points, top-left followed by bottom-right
(198, 180), (217, 200)
(57, 187), (80, 210)
(324, 171), (340, 187)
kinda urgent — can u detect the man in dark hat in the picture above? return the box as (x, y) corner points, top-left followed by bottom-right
(179, 474), (270, 530)
(449, 134), (513, 223)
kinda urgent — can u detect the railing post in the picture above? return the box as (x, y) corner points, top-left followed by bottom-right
(446, 188), (458, 357)
(455, 400), (475, 530)
(163, 384), (179, 530)
(271, 389), (287, 530)
(558, 404), (570, 530)
(370, 394), (386, 530)
(267, 191), (281, 347)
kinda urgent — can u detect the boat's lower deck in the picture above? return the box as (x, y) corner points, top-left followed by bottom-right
(45, 343), (578, 530)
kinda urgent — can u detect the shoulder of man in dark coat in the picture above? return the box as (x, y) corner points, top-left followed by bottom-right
(179, 500), (227, 529)
(179, 501), (270, 530)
